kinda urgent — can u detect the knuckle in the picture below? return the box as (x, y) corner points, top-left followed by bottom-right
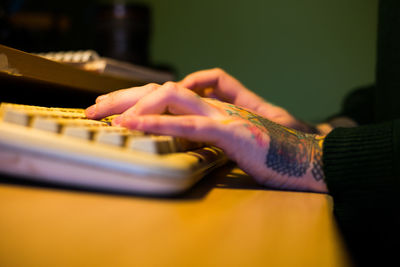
(160, 83), (179, 98)
(105, 88), (131, 104)
(147, 117), (164, 131)
(105, 90), (119, 105)
(162, 81), (178, 91)
(178, 117), (198, 134)
(212, 67), (225, 76)
(146, 83), (160, 91)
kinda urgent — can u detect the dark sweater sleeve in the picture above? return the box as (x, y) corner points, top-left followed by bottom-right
(323, 120), (400, 265)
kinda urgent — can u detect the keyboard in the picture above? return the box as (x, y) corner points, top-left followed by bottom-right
(0, 103), (227, 195)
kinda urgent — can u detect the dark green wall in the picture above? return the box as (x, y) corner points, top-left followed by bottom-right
(134, 0), (378, 122)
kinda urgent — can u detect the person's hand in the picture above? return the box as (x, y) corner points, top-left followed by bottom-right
(179, 68), (317, 133)
(85, 82), (328, 193)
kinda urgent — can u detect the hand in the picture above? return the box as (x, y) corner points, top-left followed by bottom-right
(179, 68), (317, 133)
(85, 82), (328, 193)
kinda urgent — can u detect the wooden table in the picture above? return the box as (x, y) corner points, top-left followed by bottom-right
(0, 165), (350, 266)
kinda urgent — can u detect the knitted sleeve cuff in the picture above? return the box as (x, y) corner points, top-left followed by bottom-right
(322, 120), (400, 266)
(323, 121), (395, 201)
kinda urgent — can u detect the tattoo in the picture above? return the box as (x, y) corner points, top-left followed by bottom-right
(258, 117), (324, 180)
(222, 103), (325, 181)
(311, 137), (324, 181)
(243, 123), (267, 147)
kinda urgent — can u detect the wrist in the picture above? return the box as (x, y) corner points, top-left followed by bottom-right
(275, 133), (328, 193)
(255, 133), (329, 193)
(316, 116), (358, 135)
(316, 123), (334, 135)
(306, 134), (328, 193)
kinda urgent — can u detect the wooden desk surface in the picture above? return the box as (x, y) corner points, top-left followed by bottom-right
(0, 166), (350, 267)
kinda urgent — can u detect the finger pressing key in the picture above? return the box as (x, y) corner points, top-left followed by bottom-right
(85, 83), (160, 120)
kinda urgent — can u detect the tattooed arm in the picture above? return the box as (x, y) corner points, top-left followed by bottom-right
(85, 82), (328, 193)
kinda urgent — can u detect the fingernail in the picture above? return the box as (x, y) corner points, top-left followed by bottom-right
(96, 94), (108, 103)
(85, 105), (96, 117)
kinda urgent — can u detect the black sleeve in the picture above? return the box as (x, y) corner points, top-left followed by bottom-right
(323, 121), (400, 265)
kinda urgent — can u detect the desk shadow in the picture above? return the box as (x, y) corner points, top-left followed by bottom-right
(178, 162), (268, 199)
(0, 162), (268, 200)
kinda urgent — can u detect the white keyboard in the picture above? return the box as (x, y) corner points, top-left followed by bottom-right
(0, 103), (227, 195)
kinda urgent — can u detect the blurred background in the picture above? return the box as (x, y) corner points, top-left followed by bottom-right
(0, 0), (378, 122)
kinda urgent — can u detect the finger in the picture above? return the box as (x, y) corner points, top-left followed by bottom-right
(178, 69), (228, 99)
(178, 68), (223, 90)
(120, 115), (224, 144)
(85, 83), (160, 119)
(117, 82), (221, 121)
(178, 68), (251, 104)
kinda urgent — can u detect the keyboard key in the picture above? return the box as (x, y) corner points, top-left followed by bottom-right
(126, 135), (176, 154)
(94, 127), (143, 147)
(172, 137), (204, 152)
(32, 117), (107, 134)
(1, 108), (31, 126)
